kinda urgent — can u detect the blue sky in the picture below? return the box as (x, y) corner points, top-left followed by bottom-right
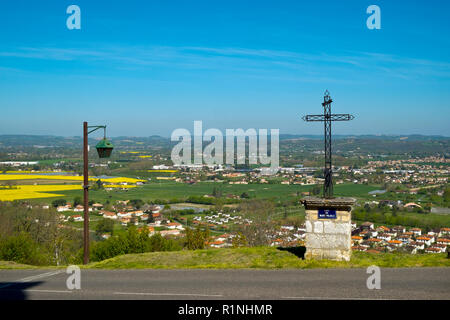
(0, 0), (449, 137)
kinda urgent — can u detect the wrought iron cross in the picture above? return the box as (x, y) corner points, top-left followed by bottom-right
(302, 90), (354, 198)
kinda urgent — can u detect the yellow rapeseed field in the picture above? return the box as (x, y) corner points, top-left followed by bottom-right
(0, 174), (144, 184)
(0, 174), (145, 201)
(103, 184), (137, 188)
(5, 170), (56, 174)
(0, 183), (140, 201)
(101, 177), (144, 183)
(0, 185), (81, 201)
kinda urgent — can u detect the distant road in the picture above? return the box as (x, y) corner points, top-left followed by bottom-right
(0, 268), (449, 300)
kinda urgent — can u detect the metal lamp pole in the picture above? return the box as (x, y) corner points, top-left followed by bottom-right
(83, 122), (89, 264)
(82, 122), (113, 265)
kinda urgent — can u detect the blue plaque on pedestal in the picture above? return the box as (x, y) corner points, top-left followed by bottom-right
(318, 209), (337, 219)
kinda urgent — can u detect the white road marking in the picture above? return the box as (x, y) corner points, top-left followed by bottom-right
(17, 270), (63, 282)
(281, 296), (392, 300)
(24, 289), (72, 294)
(114, 292), (223, 297)
(0, 270), (64, 290)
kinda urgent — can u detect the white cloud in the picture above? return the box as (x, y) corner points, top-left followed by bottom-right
(1, 45), (449, 83)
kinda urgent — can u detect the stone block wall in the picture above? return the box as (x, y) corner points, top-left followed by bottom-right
(304, 209), (352, 261)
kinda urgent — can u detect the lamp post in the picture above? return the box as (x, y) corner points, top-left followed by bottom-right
(83, 121), (114, 264)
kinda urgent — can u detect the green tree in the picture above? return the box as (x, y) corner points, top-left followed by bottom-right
(240, 192), (250, 199)
(95, 218), (114, 238)
(0, 232), (42, 265)
(212, 186), (222, 198)
(231, 232), (248, 248)
(90, 227), (180, 261)
(310, 185), (321, 196)
(73, 196), (82, 207)
(184, 226), (210, 250)
(96, 179), (103, 190)
(444, 187), (450, 203)
(52, 199), (67, 208)
(130, 199), (144, 209)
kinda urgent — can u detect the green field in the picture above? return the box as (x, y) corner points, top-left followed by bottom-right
(36, 158), (82, 165)
(28, 182), (381, 204)
(352, 209), (450, 229)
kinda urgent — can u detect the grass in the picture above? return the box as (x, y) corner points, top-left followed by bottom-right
(352, 208), (450, 229)
(0, 261), (40, 269)
(85, 247), (450, 269)
(1, 247), (449, 270)
(28, 182), (381, 204)
(170, 202), (212, 209)
(36, 158), (82, 165)
(398, 211), (450, 226)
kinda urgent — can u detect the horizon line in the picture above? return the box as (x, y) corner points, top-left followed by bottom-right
(0, 133), (449, 139)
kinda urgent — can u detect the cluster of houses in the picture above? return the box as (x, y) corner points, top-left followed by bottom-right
(206, 234), (236, 248)
(269, 225), (306, 247)
(363, 157), (449, 187)
(55, 199), (449, 255)
(363, 199), (425, 210)
(192, 212), (251, 227)
(100, 203), (168, 227)
(58, 201), (183, 234)
(222, 220), (450, 254)
(136, 220), (185, 238)
(57, 203), (98, 222)
(351, 222), (450, 254)
(150, 156), (448, 193)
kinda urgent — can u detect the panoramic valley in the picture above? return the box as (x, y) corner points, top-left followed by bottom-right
(0, 134), (448, 266)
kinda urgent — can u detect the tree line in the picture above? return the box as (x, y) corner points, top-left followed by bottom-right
(0, 201), (217, 266)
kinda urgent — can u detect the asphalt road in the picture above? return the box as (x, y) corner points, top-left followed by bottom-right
(0, 268), (449, 300)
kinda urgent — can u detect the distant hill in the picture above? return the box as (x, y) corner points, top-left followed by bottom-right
(0, 135), (80, 148)
(0, 135), (171, 149)
(0, 134), (448, 158)
(279, 134), (450, 141)
(0, 133), (448, 147)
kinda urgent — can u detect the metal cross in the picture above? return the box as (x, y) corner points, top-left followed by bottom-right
(302, 90), (354, 198)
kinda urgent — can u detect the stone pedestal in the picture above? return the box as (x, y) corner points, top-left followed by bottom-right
(301, 197), (355, 261)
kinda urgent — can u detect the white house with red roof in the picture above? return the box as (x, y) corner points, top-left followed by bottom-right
(166, 221), (184, 230)
(72, 215), (84, 222)
(103, 211), (117, 219)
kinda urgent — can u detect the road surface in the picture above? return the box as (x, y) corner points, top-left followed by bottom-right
(0, 268), (449, 300)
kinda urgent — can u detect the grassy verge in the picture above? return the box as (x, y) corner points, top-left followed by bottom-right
(0, 261), (41, 269)
(85, 247), (450, 269)
(2, 247), (449, 270)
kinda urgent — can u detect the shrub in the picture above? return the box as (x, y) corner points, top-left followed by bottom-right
(0, 232), (43, 265)
(90, 227), (180, 262)
(52, 199), (67, 208)
(184, 226), (210, 250)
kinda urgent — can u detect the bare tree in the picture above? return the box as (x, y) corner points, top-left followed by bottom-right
(233, 200), (277, 246)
